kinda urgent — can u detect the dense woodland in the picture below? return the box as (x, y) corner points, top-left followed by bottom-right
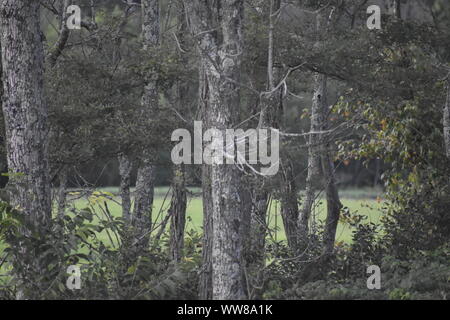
(0, 0), (449, 300)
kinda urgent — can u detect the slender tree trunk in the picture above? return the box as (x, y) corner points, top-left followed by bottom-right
(249, 182), (269, 263)
(444, 78), (450, 160)
(248, 0), (282, 267)
(200, 161), (213, 299)
(169, 3), (188, 262)
(265, 0), (300, 253)
(280, 159), (299, 250)
(57, 166), (68, 218)
(298, 9), (342, 255)
(118, 153), (132, 222)
(321, 149), (342, 255)
(0, 43), (4, 191)
(169, 164), (187, 262)
(133, 0), (160, 249)
(298, 72), (324, 249)
(47, 0), (70, 67)
(300, 71), (342, 256)
(133, 160), (154, 246)
(198, 59), (214, 299)
(0, 0), (52, 228)
(318, 10), (342, 256)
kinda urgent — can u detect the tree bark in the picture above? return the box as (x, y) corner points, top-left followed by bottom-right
(169, 3), (188, 263)
(198, 59), (214, 299)
(133, 158), (154, 247)
(321, 149), (342, 255)
(248, 0), (282, 267)
(185, 0), (246, 300)
(132, 0), (160, 250)
(57, 166), (68, 218)
(298, 72), (324, 249)
(444, 78), (450, 160)
(211, 0), (245, 300)
(200, 161), (214, 299)
(118, 153), (132, 222)
(0, 0), (52, 299)
(169, 164), (187, 262)
(263, 58), (299, 253)
(298, 9), (342, 255)
(0, 0), (52, 228)
(280, 159), (299, 250)
(317, 73), (342, 256)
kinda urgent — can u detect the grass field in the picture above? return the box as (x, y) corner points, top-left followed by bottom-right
(70, 187), (384, 245)
(0, 187), (385, 259)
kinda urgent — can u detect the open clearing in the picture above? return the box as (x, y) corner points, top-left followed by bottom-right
(72, 187), (385, 245)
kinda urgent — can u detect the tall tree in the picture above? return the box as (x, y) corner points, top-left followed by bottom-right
(169, 1), (188, 263)
(298, 7), (342, 254)
(0, 0), (52, 227)
(444, 77), (450, 159)
(133, 0), (160, 250)
(198, 60), (214, 299)
(1, 0), (52, 299)
(185, 0), (246, 300)
(247, 0), (282, 285)
(297, 13), (326, 250)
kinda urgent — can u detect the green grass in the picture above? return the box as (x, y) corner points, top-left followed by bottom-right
(70, 187), (384, 246)
(0, 187), (384, 261)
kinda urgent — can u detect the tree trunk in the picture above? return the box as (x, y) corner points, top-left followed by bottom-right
(0, 0), (52, 228)
(118, 153), (132, 222)
(132, 0), (160, 249)
(169, 3), (188, 263)
(248, 0), (282, 267)
(200, 162), (213, 299)
(298, 72), (324, 249)
(321, 150), (342, 255)
(311, 10), (343, 253)
(444, 78), (450, 160)
(211, 1), (245, 300)
(169, 164), (187, 262)
(57, 166), (68, 218)
(185, 0), (246, 300)
(133, 158), (154, 247)
(298, 9), (342, 255)
(280, 159), (299, 250)
(0, 0), (52, 299)
(198, 58), (214, 299)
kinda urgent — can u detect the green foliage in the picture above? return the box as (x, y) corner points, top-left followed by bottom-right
(0, 200), (200, 300)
